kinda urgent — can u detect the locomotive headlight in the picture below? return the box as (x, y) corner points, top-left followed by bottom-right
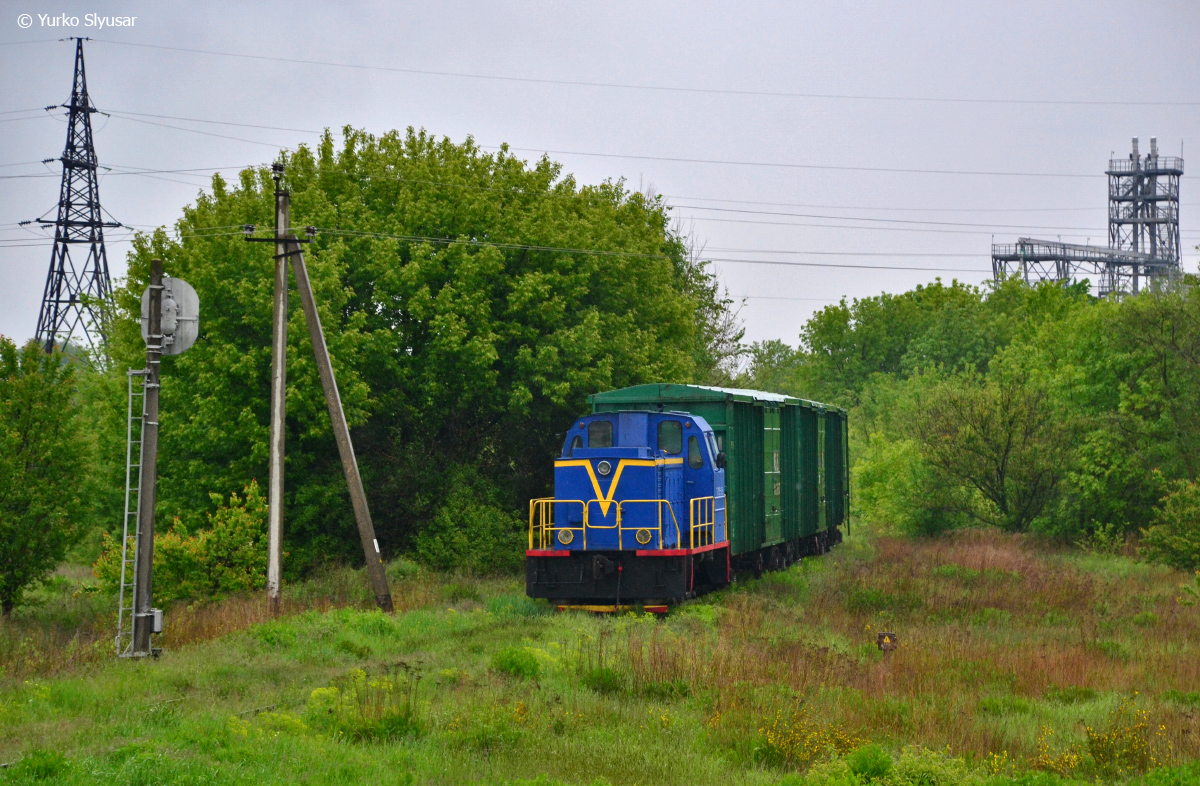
(557, 529), (574, 545)
(597, 460), (612, 476)
(635, 529), (652, 545)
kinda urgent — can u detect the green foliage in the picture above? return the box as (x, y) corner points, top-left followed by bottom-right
(491, 646), (540, 679)
(413, 466), (524, 574)
(914, 370), (1070, 533)
(93, 481), (268, 603)
(852, 433), (963, 536)
(846, 744), (893, 780)
(1140, 481), (1200, 570)
(109, 128), (734, 572)
(0, 339), (89, 614)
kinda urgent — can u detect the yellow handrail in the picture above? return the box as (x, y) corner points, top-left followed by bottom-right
(530, 497), (727, 551)
(616, 499), (681, 550)
(528, 498), (587, 550)
(689, 496), (716, 549)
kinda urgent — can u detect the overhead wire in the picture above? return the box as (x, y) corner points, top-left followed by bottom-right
(98, 109), (1104, 179)
(87, 37), (1200, 108)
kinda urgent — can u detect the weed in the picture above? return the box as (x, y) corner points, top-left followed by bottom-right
(305, 664), (424, 742)
(9, 749), (68, 780)
(492, 646), (540, 679)
(1160, 690), (1200, 706)
(979, 696), (1031, 715)
(642, 678), (690, 699)
(581, 667), (623, 694)
(1132, 611), (1161, 628)
(1085, 694), (1172, 776)
(846, 743), (892, 779)
(1044, 685), (1097, 704)
(445, 582), (481, 604)
(756, 704), (864, 769)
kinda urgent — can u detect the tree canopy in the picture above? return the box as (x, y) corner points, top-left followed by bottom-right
(110, 128), (739, 571)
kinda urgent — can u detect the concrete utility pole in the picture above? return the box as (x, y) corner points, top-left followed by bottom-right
(246, 165), (393, 613)
(286, 235), (394, 613)
(267, 165), (288, 613)
(132, 258), (163, 655)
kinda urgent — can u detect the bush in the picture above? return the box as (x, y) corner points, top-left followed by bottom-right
(492, 646), (540, 679)
(852, 435), (964, 536)
(756, 706), (864, 770)
(846, 743), (892, 780)
(414, 466), (525, 574)
(94, 480), (268, 603)
(1140, 481), (1200, 570)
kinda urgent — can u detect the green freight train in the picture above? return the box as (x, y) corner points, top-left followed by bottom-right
(525, 384), (848, 607)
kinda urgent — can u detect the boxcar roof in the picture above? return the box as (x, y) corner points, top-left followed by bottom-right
(590, 383), (792, 405)
(589, 383), (848, 415)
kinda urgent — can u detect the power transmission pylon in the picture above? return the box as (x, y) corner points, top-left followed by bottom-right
(32, 38), (120, 359)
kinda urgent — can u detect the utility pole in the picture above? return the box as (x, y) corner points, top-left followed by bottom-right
(268, 164), (288, 614)
(285, 235), (394, 612)
(246, 164), (394, 612)
(131, 259), (163, 656)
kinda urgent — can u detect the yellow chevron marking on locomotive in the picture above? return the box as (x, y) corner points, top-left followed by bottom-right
(554, 457), (683, 516)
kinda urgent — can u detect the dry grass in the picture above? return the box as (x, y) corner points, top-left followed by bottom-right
(0, 559), (449, 681)
(614, 528), (1200, 767)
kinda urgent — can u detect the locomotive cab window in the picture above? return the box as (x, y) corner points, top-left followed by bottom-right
(688, 436), (704, 469)
(569, 435), (583, 455)
(658, 420), (682, 455)
(588, 420), (613, 448)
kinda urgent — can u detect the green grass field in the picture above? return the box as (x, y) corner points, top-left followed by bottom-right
(3, 529), (1200, 785)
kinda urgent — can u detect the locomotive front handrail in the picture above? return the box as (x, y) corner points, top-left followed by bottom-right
(689, 496), (716, 549)
(616, 499), (681, 550)
(528, 498), (587, 550)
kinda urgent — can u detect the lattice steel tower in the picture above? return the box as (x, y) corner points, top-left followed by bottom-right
(992, 137), (1183, 296)
(1106, 137), (1184, 294)
(33, 38), (120, 357)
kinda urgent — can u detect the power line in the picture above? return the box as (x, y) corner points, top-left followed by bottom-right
(107, 113), (298, 149)
(678, 214), (1105, 237)
(673, 203), (1112, 232)
(109, 110), (322, 135)
(709, 257), (988, 273)
(88, 37), (1200, 108)
(97, 109), (1106, 179)
(499, 145), (1102, 179)
(737, 295), (843, 302)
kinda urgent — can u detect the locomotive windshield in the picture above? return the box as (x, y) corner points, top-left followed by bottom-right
(588, 420), (613, 448)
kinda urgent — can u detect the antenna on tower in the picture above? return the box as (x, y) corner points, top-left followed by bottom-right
(33, 38), (121, 361)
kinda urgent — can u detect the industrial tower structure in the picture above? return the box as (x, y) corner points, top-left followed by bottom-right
(992, 138), (1183, 296)
(33, 38), (120, 357)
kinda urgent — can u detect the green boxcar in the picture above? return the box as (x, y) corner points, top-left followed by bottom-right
(588, 384), (848, 562)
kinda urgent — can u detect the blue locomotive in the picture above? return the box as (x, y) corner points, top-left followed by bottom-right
(526, 384), (848, 610)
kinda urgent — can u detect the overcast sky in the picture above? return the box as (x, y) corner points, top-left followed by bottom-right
(2, 1), (1198, 349)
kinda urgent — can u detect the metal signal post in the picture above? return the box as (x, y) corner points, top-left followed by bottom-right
(131, 259), (164, 656)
